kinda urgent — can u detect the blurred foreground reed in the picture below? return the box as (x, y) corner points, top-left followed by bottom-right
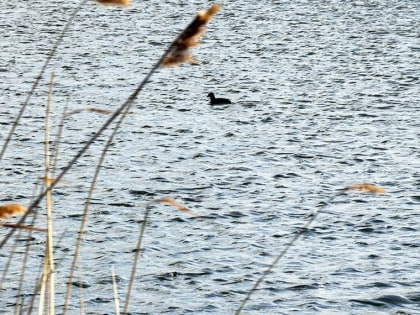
(0, 3), (220, 314)
(0, 1), (391, 314)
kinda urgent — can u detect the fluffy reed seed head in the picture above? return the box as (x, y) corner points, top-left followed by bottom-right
(95, 0), (131, 7)
(162, 4), (221, 67)
(0, 203), (27, 219)
(39, 176), (67, 185)
(152, 197), (201, 217)
(343, 184), (386, 194)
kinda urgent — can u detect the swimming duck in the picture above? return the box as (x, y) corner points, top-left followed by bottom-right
(207, 92), (232, 105)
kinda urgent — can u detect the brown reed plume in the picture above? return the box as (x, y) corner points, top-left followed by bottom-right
(341, 183), (386, 194)
(162, 4), (221, 67)
(0, 203), (27, 219)
(153, 197), (202, 217)
(0, 204), (45, 231)
(235, 183), (387, 314)
(95, 0), (131, 6)
(39, 176), (67, 185)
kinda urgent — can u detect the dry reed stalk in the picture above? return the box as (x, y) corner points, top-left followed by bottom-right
(162, 4), (221, 67)
(112, 266), (121, 315)
(38, 72), (56, 315)
(0, 204), (27, 219)
(15, 213), (39, 315)
(66, 107), (115, 116)
(0, 4), (222, 250)
(235, 183), (387, 314)
(123, 198), (201, 314)
(63, 86), (137, 314)
(1, 221), (31, 294)
(50, 104), (69, 177)
(87, 107), (114, 114)
(1, 223), (46, 232)
(0, 0), (89, 162)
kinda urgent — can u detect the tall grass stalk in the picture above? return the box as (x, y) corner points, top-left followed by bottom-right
(38, 73), (56, 315)
(0, 3), (221, 246)
(112, 266), (121, 315)
(123, 201), (153, 314)
(0, 0), (89, 162)
(0, 33), (169, 249)
(64, 4), (219, 313)
(123, 198), (198, 314)
(50, 103), (69, 177)
(0, 232), (18, 291)
(235, 184), (386, 314)
(45, 73), (56, 315)
(14, 212), (39, 314)
(1, 3), (220, 313)
(63, 92), (133, 315)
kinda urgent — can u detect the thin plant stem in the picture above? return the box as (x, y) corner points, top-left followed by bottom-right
(0, 1), (209, 250)
(234, 185), (388, 314)
(45, 73), (55, 315)
(51, 103), (69, 177)
(27, 264), (44, 315)
(63, 97), (132, 314)
(123, 197), (199, 314)
(234, 195), (336, 315)
(14, 212), (38, 315)
(79, 275), (86, 315)
(112, 266), (121, 315)
(0, 0), (89, 162)
(0, 35), (172, 250)
(38, 72), (56, 315)
(24, 224), (68, 315)
(0, 231), (18, 291)
(123, 201), (153, 314)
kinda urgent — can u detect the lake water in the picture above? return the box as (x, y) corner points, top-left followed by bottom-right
(0, 0), (419, 314)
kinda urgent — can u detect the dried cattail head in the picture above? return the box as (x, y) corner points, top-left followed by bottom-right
(39, 176), (67, 185)
(0, 203), (27, 219)
(152, 197), (201, 217)
(342, 184), (386, 194)
(95, 0), (131, 6)
(162, 4), (221, 67)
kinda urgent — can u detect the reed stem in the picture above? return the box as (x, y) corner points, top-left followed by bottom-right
(0, 0), (89, 162)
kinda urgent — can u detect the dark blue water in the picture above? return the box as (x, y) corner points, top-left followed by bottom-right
(1, 1), (419, 314)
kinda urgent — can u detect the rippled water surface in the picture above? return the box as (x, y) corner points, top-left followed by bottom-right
(1, 1), (419, 314)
